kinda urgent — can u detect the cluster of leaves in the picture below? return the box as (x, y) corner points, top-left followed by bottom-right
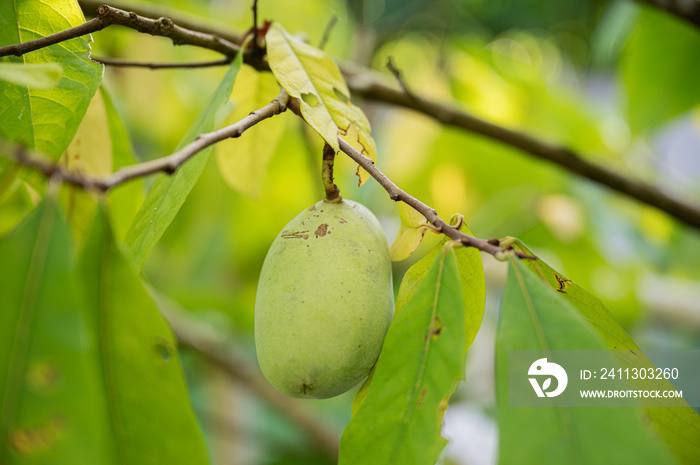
(2, 1), (700, 465)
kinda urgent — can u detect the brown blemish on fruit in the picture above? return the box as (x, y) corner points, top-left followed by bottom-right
(281, 230), (309, 240)
(307, 204), (316, 211)
(339, 218), (348, 224)
(315, 224), (328, 238)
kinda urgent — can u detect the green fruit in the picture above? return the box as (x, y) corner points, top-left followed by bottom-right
(255, 199), (394, 399)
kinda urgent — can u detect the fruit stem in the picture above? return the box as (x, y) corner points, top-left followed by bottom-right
(322, 142), (342, 202)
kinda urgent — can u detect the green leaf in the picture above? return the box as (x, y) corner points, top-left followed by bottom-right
(79, 206), (209, 464)
(0, 176), (37, 237)
(388, 201), (428, 262)
(124, 54), (243, 270)
(512, 239), (700, 464)
(266, 22), (378, 185)
(215, 65), (287, 197)
(0, 199), (111, 464)
(0, 0), (103, 160)
(365, 220), (485, 422)
(0, 62), (62, 89)
(621, 6), (700, 133)
(496, 255), (675, 465)
(396, 216), (485, 348)
(100, 86), (144, 243)
(339, 247), (465, 465)
(58, 88), (113, 245)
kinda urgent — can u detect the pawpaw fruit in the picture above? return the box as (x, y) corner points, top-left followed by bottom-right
(255, 199), (394, 399)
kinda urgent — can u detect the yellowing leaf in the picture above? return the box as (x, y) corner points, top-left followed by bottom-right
(351, 367), (374, 418)
(59, 89), (113, 244)
(395, 214), (485, 348)
(101, 86), (144, 243)
(266, 22), (377, 185)
(216, 65), (287, 197)
(389, 201), (429, 261)
(62, 90), (113, 176)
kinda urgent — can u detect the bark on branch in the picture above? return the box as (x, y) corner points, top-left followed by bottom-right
(322, 143), (341, 202)
(4, 1), (700, 230)
(0, 5), (240, 58)
(285, 99), (527, 260)
(342, 68), (700, 230)
(3, 90), (289, 192)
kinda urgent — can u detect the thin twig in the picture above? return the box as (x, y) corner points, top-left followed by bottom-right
(285, 99), (527, 260)
(79, 0), (244, 45)
(92, 56), (232, 69)
(2, 90), (289, 192)
(318, 15), (338, 50)
(322, 143), (341, 202)
(386, 57), (411, 97)
(0, 5), (241, 58)
(338, 137), (524, 259)
(0, 17), (105, 56)
(251, 0), (260, 58)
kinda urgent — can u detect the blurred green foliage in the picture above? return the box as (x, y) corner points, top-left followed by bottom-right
(2, 0), (700, 463)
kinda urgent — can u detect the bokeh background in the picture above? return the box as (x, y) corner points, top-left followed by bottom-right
(33, 0), (700, 463)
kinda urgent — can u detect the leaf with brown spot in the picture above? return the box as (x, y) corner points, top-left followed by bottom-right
(340, 247), (466, 465)
(0, 199), (110, 462)
(266, 23), (378, 185)
(80, 206), (209, 464)
(496, 255), (676, 465)
(511, 239), (700, 464)
(396, 214), (485, 348)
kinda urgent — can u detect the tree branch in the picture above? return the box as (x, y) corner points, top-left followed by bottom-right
(342, 66), (700, 231)
(319, 15), (339, 50)
(285, 100), (526, 260)
(635, 0), (700, 30)
(78, 0), (243, 46)
(6, 2), (700, 230)
(92, 57), (232, 69)
(322, 143), (341, 202)
(251, 0), (260, 57)
(0, 5), (240, 59)
(338, 137), (520, 259)
(3, 90), (289, 192)
(0, 17), (105, 57)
